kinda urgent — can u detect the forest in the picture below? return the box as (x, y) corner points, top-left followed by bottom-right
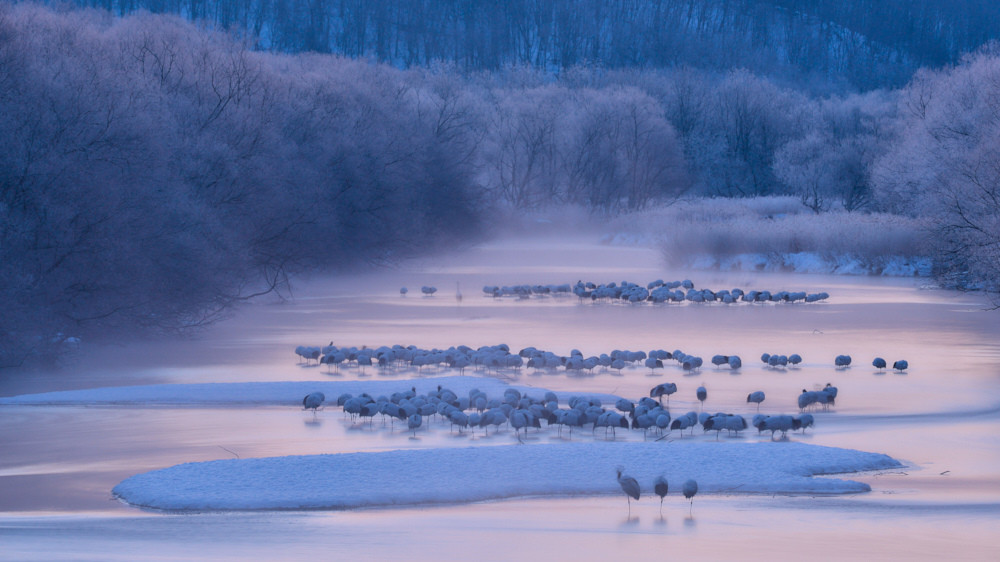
(56, 0), (1000, 90)
(2, 1), (999, 367)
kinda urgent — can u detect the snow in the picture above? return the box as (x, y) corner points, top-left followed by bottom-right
(0, 376), (619, 406)
(112, 441), (901, 511)
(688, 252), (931, 276)
(601, 227), (930, 276)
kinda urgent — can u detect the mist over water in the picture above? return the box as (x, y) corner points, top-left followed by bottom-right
(1, 234), (998, 559)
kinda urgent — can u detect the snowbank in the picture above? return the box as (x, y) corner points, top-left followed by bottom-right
(597, 199), (932, 277)
(600, 229), (931, 276)
(112, 441), (901, 510)
(0, 376), (619, 406)
(687, 253), (933, 277)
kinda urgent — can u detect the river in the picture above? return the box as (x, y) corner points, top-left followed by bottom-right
(2, 235), (998, 560)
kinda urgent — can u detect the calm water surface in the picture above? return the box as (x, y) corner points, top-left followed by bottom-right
(2, 236), (999, 560)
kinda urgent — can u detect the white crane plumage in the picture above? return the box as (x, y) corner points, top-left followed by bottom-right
(654, 475), (669, 515)
(616, 467), (640, 515)
(682, 479), (698, 514)
(302, 392), (325, 413)
(407, 413), (422, 436)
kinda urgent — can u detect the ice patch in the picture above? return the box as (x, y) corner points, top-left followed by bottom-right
(112, 441), (901, 511)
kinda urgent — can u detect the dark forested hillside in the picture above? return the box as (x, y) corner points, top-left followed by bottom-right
(50, 0), (1000, 90)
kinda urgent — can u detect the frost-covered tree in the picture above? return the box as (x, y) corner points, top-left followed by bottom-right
(775, 91), (896, 212)
(559, 87), (687, 211)
(697, 69), (809, 197)
(481, 84), (686, 211)
(0, 4), (483, 367)
(872, 47), (1000, 292)
(486, 85), (564, 209)
(774, 131), (840, 213)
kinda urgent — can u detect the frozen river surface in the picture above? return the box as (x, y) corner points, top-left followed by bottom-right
(1, 234), (999, 560)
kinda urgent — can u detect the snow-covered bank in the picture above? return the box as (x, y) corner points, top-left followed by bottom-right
(0, 376), (619, 406)
(601, 233), (931, 276)
(685, 252), (933, 277)
(112, 441), (901, 510)
(601, 228), (934, 277)
(592, 197), (931, 277)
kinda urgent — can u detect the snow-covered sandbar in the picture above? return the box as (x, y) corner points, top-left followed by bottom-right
(112, 441), (901, 511)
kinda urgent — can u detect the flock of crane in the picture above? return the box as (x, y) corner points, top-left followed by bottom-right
(278, 264), (930, 520)
(294, 344), (907, 375)
(302, 380), (834, 514)
(295, 343), (719, 374)
(568, 279), (830, 305)
(618, 468), (699, 516)
(294, 343), (903, 451)
(301, 380), (828, 446)
(298, 276), (907, 514)
(403, 278), (830, 305)
(295, 345), (907, 514)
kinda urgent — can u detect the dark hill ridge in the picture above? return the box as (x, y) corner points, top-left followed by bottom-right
(46, 0), (1000, 90)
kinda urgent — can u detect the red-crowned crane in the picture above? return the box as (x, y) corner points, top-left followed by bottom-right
(654, 475), (669, 515)
(682, 479), (698, 515)
(616, 467), (640, 516)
